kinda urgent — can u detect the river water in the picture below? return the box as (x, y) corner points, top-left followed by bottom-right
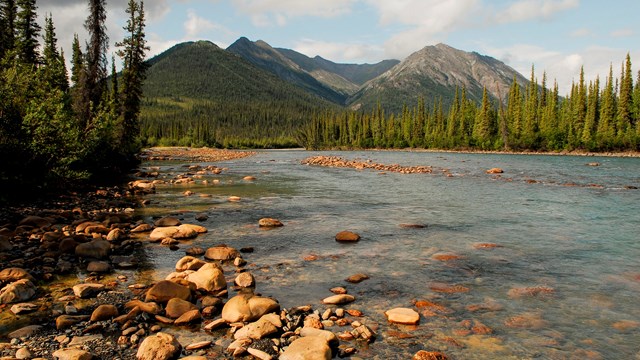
(136, 150), (640, 359)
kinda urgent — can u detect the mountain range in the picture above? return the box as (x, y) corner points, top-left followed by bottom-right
(143, 37), (529, 114)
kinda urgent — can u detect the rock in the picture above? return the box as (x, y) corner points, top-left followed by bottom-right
(322, 294), (355, 305)
(221, 293), (280, 323)
(56, 315), (90, 330)
(90, 304), (119, 322)
(0, 235), (12, 251)
(184, 341), (211, 351)
(145, 280), (191, 303)
(59, 238), (79, 253)
(0, 268), (34, 282)
(185, 246), (205, 256)
(165, 298), (198, 319)
(186, 263), (226, 292)
(258, 218), (283, 227)
(235, 272), (255, 288)
(174, 309), (201, 325)
(75, 239), (110, 259)
(0, 279), (37, 304)
(179, 223), (207, 234)
(486, 168), (504, 174)
(335, 231), (360, 242)
(175, 256), (206, 271)
(131, 223), (152, 233)
(228, 196), (241, 202)
(106, 228), (126, 241)
(300, 327), (338, 345)
(195, 213), (208, 221)
(125, 300), (162, 315)
(149, 225), (198, 241)
(10, 302), (38, 314)
(330, 287), (347, 294)
(204, 245), (240, 261)
(15, 346), (32, 359)
(72, 283), (105, 298)
(52, 348), (93, 360)
(234, 257), (247, 267)
(154, 216), (182, 227)
(7, 325), (41, 339)
(413, 350), (449, 359)
(86, 261), (111, 273)
(247, 348), (272, 360)
(399, 223), (427, 229)
(345, 273), (369, 283)
(19, 215), (51, 228)
(136, 332), (181, 360)
(280, 336), (331, 360)
(234, 315), (278, 340)
(243, 176), (257, 181)
(385, 308), (420, 325)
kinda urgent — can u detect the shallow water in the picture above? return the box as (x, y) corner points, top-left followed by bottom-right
(137, 150), (640, 359)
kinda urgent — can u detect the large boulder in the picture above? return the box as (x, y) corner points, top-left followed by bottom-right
(0, 279), (37, 304)
(91, 304), (119, 322)
(136, 332), (181, 360)
(179, 224), (207, 234)
(75, 239), (110, 259)
(145, 280), (191, 303)
(204, 245), (240, 261)
(165, 298), (198, 319)
(52, 348), (93, 360)
(280, 336), (332, 360)
(221, 293), (280, 323)
(19, 215), (51, 228)
(0, 268), (35, 283)
(186, 263), (226, 293)
(149, 225), (198, 241)
(233, 314), (279, 340)
(175, 256), (206, 272)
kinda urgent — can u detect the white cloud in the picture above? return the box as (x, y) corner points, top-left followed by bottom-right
(493, 0), (580, 24)
(293, 39), (384, 63)
(184, 9), (217, 37)
(479, 43), (639, 95)
(231, 0), (356, 26)
(570, 28), (591, 38)
(610, 28), (633, 38)
(364, 0), (480, 60)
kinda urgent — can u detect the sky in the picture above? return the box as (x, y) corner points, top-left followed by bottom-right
(37, 0), (640, 95)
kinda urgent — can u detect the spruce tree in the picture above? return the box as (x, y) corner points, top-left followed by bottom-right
(83, 0), (108, 125)
(597, 65), (616, 148)
(0, 0), (17, 60)
(116, 0), (149, 153)
(15, 0), (40, 65)
(70, 34), (83, 86)
(616, 53), (633, 140)
(41, 14), (68, 92)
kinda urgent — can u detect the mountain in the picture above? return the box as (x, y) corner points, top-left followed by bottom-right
(348, 43), (529, 113)
(227, 37), (399, 101)
(227, 37), (347, 103)
(144, 40), (333, 105)
(275, 48), (399, 94)
(141, 40), (337, 148)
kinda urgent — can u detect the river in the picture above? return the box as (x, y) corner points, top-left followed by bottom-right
(136, 150), (640, 359)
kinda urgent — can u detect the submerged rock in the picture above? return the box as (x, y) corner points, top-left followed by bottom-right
(204, 245), (240, 261)
(258, 218), (283, 227)
(385, 308), (420, 325)
(335, 231), (360, 242)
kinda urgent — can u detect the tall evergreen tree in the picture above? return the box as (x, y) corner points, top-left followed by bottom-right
(597, 65), (616, 148)
(0, 0), (18, 60)
(473, 87), (495, 148)
(82, 0), (108, 126)
(116, 0), (149, 152)
(41, 14), (68, 91)
(616, 53), (633, 140)
(15, 0), (40, 65)
(70, 34), (83, 86)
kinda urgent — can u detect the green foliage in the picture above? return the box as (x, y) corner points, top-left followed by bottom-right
(297, 55), (640, 152)
(0, 0), (148, 199)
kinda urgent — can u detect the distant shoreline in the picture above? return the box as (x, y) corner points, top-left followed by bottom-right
(141, 146), (640, 159)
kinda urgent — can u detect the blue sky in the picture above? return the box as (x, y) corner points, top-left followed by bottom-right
(39, 0), (639, 94)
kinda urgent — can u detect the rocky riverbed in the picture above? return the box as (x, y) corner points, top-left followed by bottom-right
(0, 149), (448, 360)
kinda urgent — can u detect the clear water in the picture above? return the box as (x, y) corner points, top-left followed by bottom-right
(137, 150), (640, 359)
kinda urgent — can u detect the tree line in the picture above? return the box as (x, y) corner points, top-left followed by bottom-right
(0, 0), (148, 197)
(298, 57), (640, 152)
